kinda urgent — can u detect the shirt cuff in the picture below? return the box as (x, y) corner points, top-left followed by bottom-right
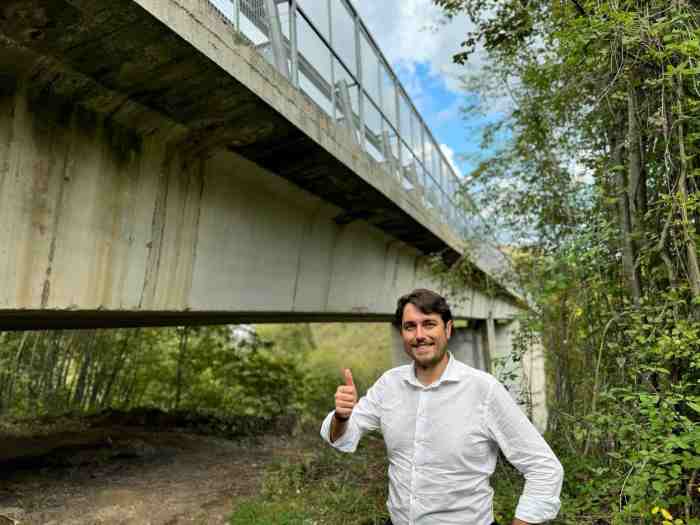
(319, 411), (358, 452)
(515, 493), (562, 523)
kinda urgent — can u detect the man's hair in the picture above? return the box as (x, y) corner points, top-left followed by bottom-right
(393, 289), (453, 328)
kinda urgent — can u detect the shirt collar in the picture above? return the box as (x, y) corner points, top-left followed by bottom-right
(403, 352), (463, 389)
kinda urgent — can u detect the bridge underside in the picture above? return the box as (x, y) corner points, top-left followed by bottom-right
(0, 79), (519, 330)
(0, 0), (521, 330)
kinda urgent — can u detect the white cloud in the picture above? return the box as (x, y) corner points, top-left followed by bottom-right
(440, 143), (461, 175)
(351, 0), (482, 93)
(434, 98), (463, 125)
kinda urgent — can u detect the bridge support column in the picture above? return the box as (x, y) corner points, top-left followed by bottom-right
(486, 318), (549, 433)
(448, 326), (484, 370)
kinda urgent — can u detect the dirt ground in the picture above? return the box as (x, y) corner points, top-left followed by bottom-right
(0, 428), (301, 525)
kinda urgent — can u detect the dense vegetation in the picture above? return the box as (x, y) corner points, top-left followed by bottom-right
(431, 0), (700, 523)
(0, 323), (390, 423)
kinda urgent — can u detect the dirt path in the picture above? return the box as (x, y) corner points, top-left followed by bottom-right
(0, 429), (300, 525)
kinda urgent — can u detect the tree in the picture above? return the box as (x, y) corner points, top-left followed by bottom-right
(433, 0), (700, 522)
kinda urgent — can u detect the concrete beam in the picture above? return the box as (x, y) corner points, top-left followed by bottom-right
(0, 82), (521, 329)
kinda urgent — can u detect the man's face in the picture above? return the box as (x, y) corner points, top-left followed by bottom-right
(400, 303), (452, 369)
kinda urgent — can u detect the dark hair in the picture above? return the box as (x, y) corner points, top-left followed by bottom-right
(393, 289), (453, 328)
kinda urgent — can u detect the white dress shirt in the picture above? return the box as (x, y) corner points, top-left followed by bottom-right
(320, 354), (563, 525)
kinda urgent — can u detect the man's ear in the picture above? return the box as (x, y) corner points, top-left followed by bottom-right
(446, 320), (453, 339)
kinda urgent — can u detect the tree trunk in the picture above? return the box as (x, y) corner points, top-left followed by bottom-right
(613, 113), (641, 304)
(72, 330), (96, 409)
(174, 327), (189, 410)
(676, 76), (700, 299)
(102, 329), (139, 407)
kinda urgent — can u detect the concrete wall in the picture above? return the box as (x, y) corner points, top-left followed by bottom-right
(0, 84), (521, 327)
(490, 319), (548, 432)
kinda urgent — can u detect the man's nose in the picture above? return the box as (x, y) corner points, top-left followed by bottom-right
(415, 325), (426, 339)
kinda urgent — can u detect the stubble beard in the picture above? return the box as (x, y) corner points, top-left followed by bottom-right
(408, 341), (447, 370)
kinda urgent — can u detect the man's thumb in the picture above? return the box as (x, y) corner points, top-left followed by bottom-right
(344, 368), (355, 388)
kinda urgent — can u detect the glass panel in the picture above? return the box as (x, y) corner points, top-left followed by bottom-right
(364, 94), (383, 161)
(379, 115), (398, 178)
(278, 2), (290, 38)
(421, 126), (429, 170)
(297, 14), (333, 116)
(297, 0), (330, 41)
(365, 133), (384, 162)
(390, 133), (401, 177)
(333, 56), (359, 139)
(399, 93), (412, 149)
(423, 138), (435, 184)
(331, 0), (356, 77)
(379, 63), (397, 130)
(431, 142), (441, 185)
(418, 164), (428, 193)
(401, 141), (412, 169)
(411, 110), (422, 162)
(238, 0), (270, 46)
(442, 159), (452, 206)
(360, 29), (380, 105)
(209, 0), (235, 21)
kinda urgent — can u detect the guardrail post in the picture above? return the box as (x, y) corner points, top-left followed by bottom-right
(263, 0), (289, 78)
(337, 80), (359, 145)
(382, 130), (397, 178)
(328, 0), (336, 121)
(232, 0), (240, 33)
(395, 87), (402, 181)
(355, 13), (365, 151)
(290, 0), (299, 87)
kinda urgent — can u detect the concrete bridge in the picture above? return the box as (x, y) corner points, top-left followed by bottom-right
(0, 0), (545, 427)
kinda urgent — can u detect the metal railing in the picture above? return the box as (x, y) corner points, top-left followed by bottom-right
(207, 0), (507, 272)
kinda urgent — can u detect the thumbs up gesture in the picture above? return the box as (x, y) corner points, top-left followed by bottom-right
(334, 368), (357, 421)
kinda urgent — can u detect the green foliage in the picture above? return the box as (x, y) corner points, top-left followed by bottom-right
(229, 433), (389, 525)
(229, 501), (312, 525)
(0, 323), (391, 426)
(506, 242), (700, 524)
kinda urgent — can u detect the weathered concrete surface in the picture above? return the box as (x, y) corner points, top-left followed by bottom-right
(490, 320), (548, 432)
(0, 81), (521, 328)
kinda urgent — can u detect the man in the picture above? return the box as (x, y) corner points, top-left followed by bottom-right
(320, 288), (563, 525)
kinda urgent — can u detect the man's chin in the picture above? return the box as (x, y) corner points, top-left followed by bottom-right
(411, 350), (444, 368)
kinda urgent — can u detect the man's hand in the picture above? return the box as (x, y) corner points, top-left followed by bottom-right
(330, 369), (356, 442)
(335, 368), (357, 419)
(512, 519), (530, 525)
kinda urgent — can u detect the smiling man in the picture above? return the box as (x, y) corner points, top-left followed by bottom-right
(320, 288), (563, 525)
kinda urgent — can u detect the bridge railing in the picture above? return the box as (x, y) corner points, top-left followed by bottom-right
(207, 0), (511, 281)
